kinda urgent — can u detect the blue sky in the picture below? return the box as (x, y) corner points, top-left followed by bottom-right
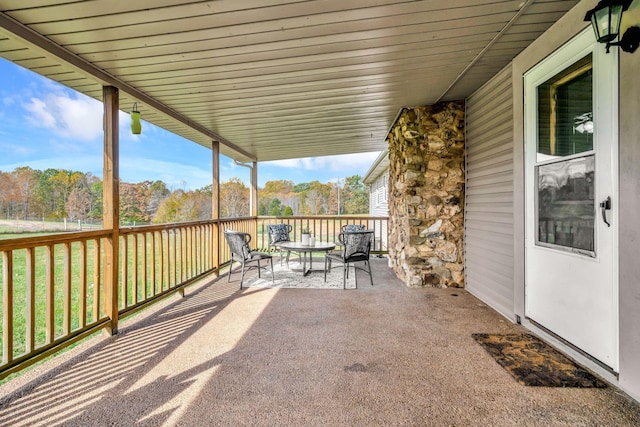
(0, 58), (381, 190)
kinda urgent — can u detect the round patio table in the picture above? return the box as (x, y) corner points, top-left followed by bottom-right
(277, 241), (336, 276)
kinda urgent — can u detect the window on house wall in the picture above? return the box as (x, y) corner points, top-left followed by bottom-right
(382, 172), (388, 203)
(536, 54), (594, 253)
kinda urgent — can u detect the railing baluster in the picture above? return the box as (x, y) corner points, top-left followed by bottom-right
(180, 228), (186, 282)
(188, 227), (194, 277)
(171, 230), (177, 287)
(121, 235), (128, 308)
(204, 225), (210, 270)
(141, 233), (147, 301)
(199, 226), (203, 273)
(185, 227), (190, 279)
(63, 243), (72, 336)
(157, 231), (164, 292)
(161, 231), (167, 290)
(2, 251), (14, 364)
(26, 248), (36, 353)
(190, 227), (195, 276)
(155, 231), (160, 293)
(166, 231), (171, 287)
(93, 238), (101, 322)
(193, 226), (197, 275)
(175, 228), (184, 283)
(169, 230), (172, 287)
(192, 227), (197, 275)
(164, 231), (170, 288)
(79, 241), (87, 328)
(202, 225), (207, 270)
(182, 228), (187, 278)
(45, 245), (55, 343)
(132, 234), (138, 304)
(167, 230), (172, 287)
(197, 226), (201, 273)
(150, 231), (156, 296)
(171, 230), (176, 284)
(200, 226), (205, 273)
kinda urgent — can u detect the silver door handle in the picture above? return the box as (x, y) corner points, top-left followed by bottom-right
(600, 196), (611, 227)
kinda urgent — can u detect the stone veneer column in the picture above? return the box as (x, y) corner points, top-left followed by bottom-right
(388, 101), (465, 287)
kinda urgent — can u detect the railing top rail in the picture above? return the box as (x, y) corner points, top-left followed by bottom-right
(119, 220), (216, 235)
(220, 216), (256, 221)
(258, 215), (389, 219)
(0, 229), (110, 251)
(1, 216), (388, 250)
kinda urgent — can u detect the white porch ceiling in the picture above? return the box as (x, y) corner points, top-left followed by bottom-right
(0, 0), (579, 162)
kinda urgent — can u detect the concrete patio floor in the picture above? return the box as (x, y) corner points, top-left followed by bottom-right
(0, 258), (638, 426)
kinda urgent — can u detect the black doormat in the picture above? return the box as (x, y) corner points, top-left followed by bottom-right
(472, 333), (607, 388)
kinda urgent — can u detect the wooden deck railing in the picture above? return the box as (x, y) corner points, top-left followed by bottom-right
(0, 230), (112, 377)
(118, 221), (218, 316)
(255, 216), (389, 253)
(0, 215), (387, 378)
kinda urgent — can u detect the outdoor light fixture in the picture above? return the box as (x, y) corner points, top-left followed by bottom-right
(574, 112), (594, 134)
(585, 0), (640, 53)
(130, 102), (142, 135)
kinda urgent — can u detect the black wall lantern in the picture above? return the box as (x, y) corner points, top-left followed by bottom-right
(585, 0), (640, 53)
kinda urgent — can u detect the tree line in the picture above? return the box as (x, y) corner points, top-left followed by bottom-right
(0, 167), (369, 224)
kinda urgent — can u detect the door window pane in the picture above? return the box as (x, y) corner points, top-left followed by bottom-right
(537, 155), (595, 253)
(537, 55), (593, 162)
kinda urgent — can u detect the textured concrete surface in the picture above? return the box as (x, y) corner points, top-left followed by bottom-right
(0, 258), (638, 426)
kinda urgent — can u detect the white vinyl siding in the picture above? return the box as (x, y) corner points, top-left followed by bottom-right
(369, 172), (389, 216)
(368, 171), (389, 251)
(465, 64), (515, 321)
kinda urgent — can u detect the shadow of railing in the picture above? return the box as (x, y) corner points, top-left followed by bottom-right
(0, 275), (269, 426)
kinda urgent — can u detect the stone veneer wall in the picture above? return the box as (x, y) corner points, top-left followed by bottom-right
(388, 101), (465, 287)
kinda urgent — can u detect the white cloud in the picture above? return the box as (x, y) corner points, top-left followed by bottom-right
(0, 141), (36, 157)
(25, 97), (56, 127)
(265, 152), (381, 173)
(24, 92), (103, 142)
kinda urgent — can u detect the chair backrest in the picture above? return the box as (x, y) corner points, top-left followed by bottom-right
(341, 224), (366, 232)
(338, 230), (374, 261)
(267, 224), (292, 245)
(224, 230), (252, 261)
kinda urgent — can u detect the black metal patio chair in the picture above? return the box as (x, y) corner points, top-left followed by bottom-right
(224, 230), (274, 288)
(324, 230), (374, 289)
(266, 223), (298, 266)
(333, 224), (366, 250)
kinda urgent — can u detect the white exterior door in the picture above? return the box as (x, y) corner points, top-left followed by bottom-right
(524, 29), (618, 371)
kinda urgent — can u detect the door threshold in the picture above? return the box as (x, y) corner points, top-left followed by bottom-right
(525, 317), (618, 378)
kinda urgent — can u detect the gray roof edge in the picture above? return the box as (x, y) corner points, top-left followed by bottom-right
(363, 149), (389, 184)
